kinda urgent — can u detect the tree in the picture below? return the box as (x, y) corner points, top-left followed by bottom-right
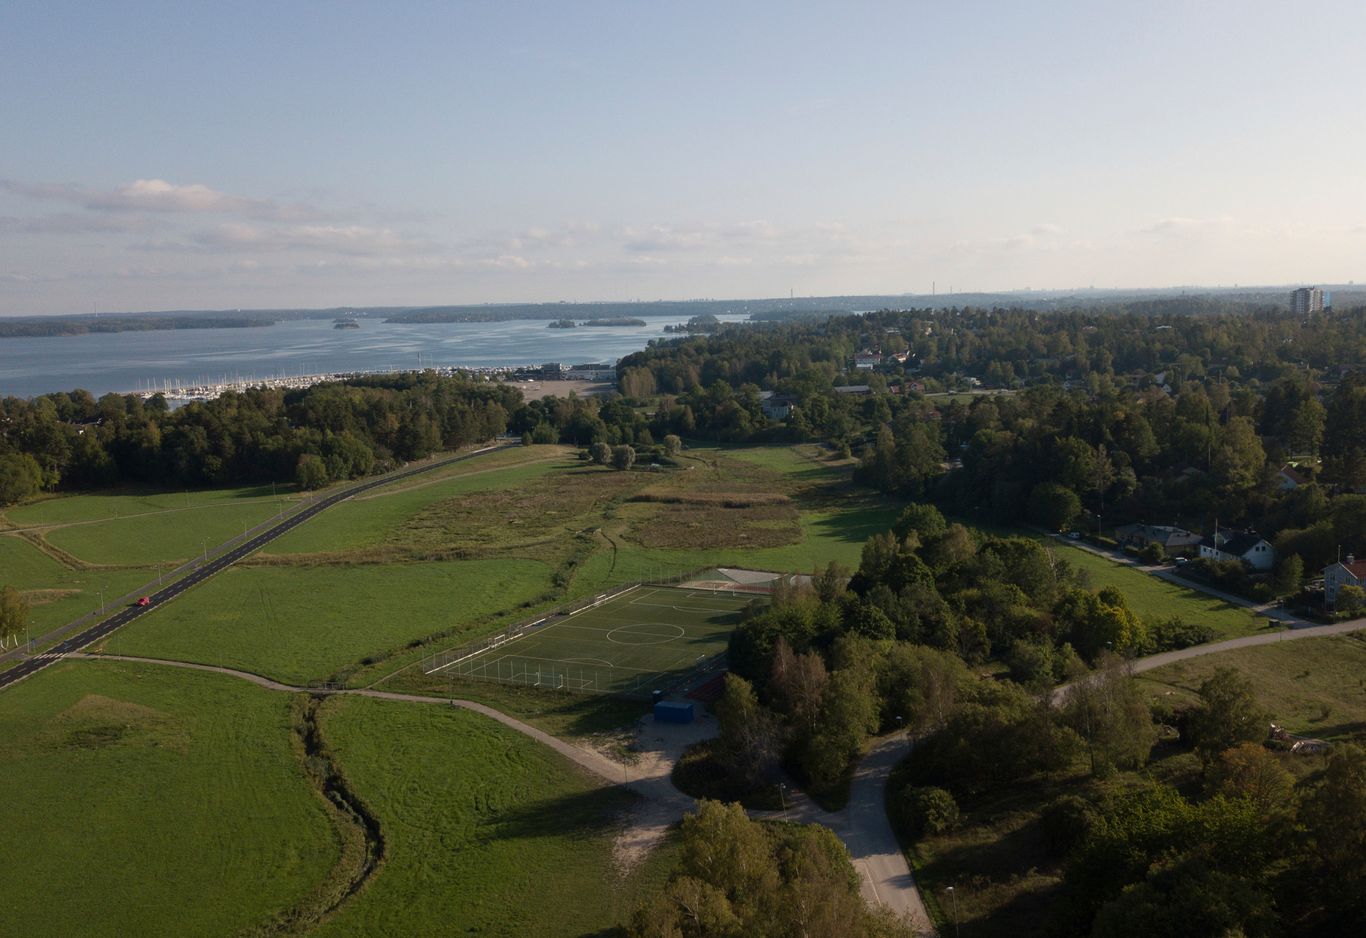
(294, 453), (328, 490)
(1209, 742), (1295, 819)
(715, 674), (782, 790)
(1187, 668), (1267, 764)
(0, 585), (30, 649)
(1212, 415), (1266, 492)
(1337, 584), (1366, 616)
(0, 453), (43, 506)
(589, 440), (612, 465)
(1028, 482), (1082, 531)
(663, 434), (682, 456)
(611, 444), (636, 470)
(1063, 656), (1157, 776)
(1272, 554), (1304, 597)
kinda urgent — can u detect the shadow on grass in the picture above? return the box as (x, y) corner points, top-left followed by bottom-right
(806, 503), (900, 545)
(491, 785), (636, 843)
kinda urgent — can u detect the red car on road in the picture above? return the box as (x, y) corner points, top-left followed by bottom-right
(135, 597), (151, 607)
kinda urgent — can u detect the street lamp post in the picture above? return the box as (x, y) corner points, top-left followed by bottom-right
(779, 783), (788, 820)
(946, 885), (960, 937)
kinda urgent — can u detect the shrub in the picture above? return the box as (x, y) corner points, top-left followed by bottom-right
(895, 785), (959, 839)
(1150, 617), (1216, 652)
(1139, 542), (1166, 564)
(1041, 794), (1098, 857)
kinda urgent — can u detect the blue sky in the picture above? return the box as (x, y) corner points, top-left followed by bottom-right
(4, 0), (1365, 314)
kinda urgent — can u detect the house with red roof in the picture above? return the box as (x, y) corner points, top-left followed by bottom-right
(1324, 555), (1366, 607)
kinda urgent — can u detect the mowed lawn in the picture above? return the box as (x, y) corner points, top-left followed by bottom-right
(1033, 536), (1263, 639)
(267, 448), (572, 555)
(312, 694), (670, 937)
(1138, 631), (1366, 738)
(103, 558), (555, 685)
(0, 660), (336, 938)
(0, 535), (154, 634)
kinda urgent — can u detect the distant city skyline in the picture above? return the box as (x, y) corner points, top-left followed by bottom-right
(5, 1), (1366, 316)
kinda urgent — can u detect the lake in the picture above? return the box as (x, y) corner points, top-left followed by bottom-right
(0, 314), (750, 399)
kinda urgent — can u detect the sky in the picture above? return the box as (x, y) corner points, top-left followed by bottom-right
(4, 0), (1366, 316)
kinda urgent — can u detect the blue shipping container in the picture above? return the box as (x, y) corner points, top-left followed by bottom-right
(653, 701), (695, 724)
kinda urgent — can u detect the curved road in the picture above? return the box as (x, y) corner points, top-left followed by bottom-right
(0, 444), (509, 692)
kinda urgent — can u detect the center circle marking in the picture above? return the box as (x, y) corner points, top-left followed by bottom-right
(606, 623), (686, 645)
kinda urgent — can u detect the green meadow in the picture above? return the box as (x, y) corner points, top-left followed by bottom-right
(0, 660), (337, 938)
(103, 558), (555, 685)
(313, 694), (673, 936)
(1031, 535), (1263, 639)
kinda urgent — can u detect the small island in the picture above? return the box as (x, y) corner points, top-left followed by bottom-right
(582, 317), (647, 327)
(333, 319), (361, 329)
(547, 318), (578, 328)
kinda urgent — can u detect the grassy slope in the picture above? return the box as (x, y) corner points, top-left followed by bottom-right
(42, 497), (290, 566)
(1138, 631), (1366, 737)
(103, 558), (554, 685)
(1031, 536), (1263, 639)
(3, 483), (285, 526)
(0, 660), (336, 938)
(313, 694), (673, 937)
(0, 536), (155, 633)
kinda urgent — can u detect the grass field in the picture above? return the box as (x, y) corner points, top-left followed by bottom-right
(1138, 631), (1366, 738)
(4, 483), (296, 567)
(311, 693), (673, 937)
(0, 659), (337, 938)
(435, 585), (752, 697)
(0, 536), (158, 634)
(103, 558), (556, 685)
(267, 447), (572, 556)
(1027, 534), (1264, 639)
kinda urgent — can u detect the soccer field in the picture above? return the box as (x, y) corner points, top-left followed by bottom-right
(429, 585), (755, 697)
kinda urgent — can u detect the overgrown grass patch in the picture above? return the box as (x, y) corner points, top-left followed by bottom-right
(0, 659), (336, 938)
(1138, 631), (1366, 738)
(268, 448), (574, 555)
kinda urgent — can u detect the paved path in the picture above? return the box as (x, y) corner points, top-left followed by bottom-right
(0, 445), (509, 692)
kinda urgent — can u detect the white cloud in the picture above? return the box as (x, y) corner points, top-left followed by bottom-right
(0, 178), (325, 221)
(187, 223), (433, 256)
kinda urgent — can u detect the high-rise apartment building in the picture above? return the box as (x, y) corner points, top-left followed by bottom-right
(1290, 286), (1325, 315)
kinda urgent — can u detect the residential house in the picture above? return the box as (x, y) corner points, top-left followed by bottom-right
(1277, 464), (1310, 490)
(1114, 523), (1203, 554)
(1198, 530), (1277, 572)
(1324, 555), (1366, 607)
(758, 391), (797, 421)
(854, 350), (883, 370)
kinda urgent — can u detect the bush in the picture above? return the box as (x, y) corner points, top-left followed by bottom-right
(1041, 794), (1098, 858)
(1150, 617), (1216, 652)
(895, 785), (959, 839)
(1139, 542), (1166, 564)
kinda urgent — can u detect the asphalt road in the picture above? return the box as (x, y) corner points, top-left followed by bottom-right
(0, 444), (508, 693)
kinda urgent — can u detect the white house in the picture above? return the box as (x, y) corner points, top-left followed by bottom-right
(1324, 556), (1366, 607)
(1198, 530), (1277, 572)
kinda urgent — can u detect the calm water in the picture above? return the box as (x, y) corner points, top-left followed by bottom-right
(0, 314), (749, 398)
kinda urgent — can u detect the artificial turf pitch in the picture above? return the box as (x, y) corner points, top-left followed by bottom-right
(431, 585), (754, 697)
